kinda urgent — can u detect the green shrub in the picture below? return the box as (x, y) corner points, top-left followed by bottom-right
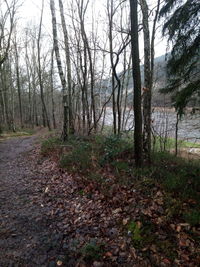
(59, 141), (92, 172)
(183, 210), (200, 226)
(163, 174), (182, 191)
(99, 135), (133, 165)
(41, 137), (61, 155)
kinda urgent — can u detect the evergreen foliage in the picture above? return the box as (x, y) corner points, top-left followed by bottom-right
(160, 0), (200, 114)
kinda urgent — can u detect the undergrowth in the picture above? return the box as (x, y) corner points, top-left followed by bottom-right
(40, 134), (200, 264)
(41, 136), (62, 156)
(41, 134), (200, 227)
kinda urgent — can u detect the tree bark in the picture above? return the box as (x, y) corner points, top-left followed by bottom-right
(140, 0), (151, 162)
(107, 0), (117, 134)
(129, 0), (143, 167)
(37, 0), (51, 131)
(50, 48), (56, 129)
(14, 41), (23, 129)
(58, 0), (74, 134)
(50, 0), (68, 140)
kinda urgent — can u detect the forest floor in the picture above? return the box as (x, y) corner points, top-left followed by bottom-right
(0, 132), (199, 267)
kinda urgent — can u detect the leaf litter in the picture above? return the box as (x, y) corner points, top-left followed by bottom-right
(26, 143), (200, 267)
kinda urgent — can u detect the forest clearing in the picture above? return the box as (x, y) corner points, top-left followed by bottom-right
(0, 0), (199, 266)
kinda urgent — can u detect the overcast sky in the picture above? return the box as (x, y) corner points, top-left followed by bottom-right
(18, 0), (168, 59)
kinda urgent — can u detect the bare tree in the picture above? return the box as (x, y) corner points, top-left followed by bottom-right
(0, 0), (18, 131)
(75, 0), (97, 133)
(0, 0), (17, 66)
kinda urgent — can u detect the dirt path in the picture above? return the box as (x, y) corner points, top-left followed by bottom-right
(0, 136), (62, 267)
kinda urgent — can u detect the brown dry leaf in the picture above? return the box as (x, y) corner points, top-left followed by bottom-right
(104, 251), (112, 257)
(162, 258), (171, 265)
(130, 247), (137, 258)
(142, 209), (152, 216)
(155, 198), (163, 205)
(57, 260), (63, 266)
(122, 218), (129, 225)
(136, 221), (142, 228)
(112, 208), (122, 214)
(179, 239), (187, 247)
(150, 244), (157, 253)
(181, 254), (190, 261)
(170, 224), (175, 230)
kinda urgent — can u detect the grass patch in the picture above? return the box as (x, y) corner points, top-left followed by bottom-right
(1, 130), (34, 138)
(153, 136), (200, 152)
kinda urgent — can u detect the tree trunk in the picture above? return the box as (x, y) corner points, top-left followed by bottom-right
(108, 0), (117, 134)
(58, 0), (74, 134)
(140, 0), (151, 162)
(14, 42), (23, 129)
(76, 0), (97, 133)
(37, 0), (51, 131)
(50, 48), (56, 129)
(50, 0), (69, 140)
(129, 0), (143, 167)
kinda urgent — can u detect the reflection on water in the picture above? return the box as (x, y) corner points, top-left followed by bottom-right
(104, 108), (200, 143)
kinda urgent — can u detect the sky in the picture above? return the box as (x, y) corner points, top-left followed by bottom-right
(18, 0), (168, 59)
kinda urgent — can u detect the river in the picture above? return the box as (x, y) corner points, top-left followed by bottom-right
(104, 108), (200, 143)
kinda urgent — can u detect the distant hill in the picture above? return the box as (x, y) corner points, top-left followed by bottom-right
(97, 54), (170, 107)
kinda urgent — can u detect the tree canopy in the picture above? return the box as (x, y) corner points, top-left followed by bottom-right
(160, 0), (200, 114)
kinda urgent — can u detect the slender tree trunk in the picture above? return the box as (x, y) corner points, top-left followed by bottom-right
(122, 55), (131, 130)
(108, 0), (117, 134)
(50, 0), (68, 140)
(0, 67), (7, 127)
(1, 64), (10, 129)
(37, 0), (51, 131)
(58, 0), (74, 134)
(175, 113), (179, 156)
(14, 43), (23, 129)
(140, 0), (151, 162)
(76, 0), (97, 133)
(141, 0), (161, 163)
(25, 56), (32, 127)
(50, 48), (56, 129)
(129, 0), (143, 167)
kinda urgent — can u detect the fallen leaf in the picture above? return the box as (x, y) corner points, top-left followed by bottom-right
(104, 251), (112, 257)
(122, 218), (129, 225)
(162, 258), (171, 264)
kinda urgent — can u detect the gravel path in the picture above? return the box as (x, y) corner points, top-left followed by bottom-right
(0, 136), (62, 267)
